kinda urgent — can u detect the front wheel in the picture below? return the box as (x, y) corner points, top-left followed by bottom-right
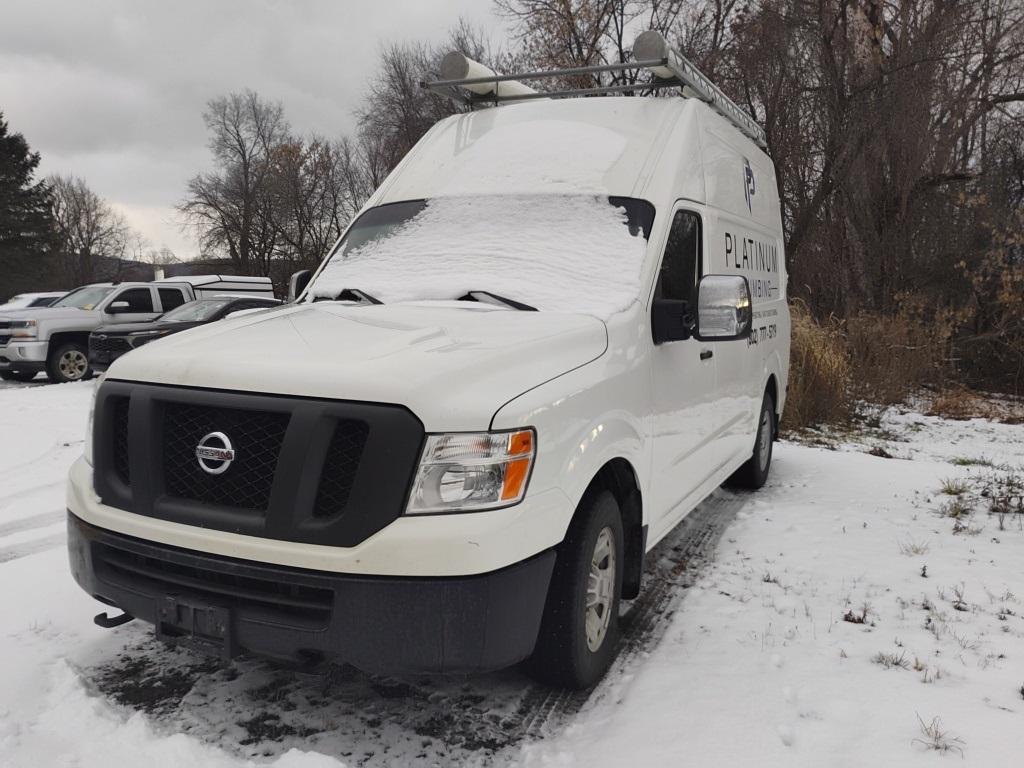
(46, 343), (91, 384)
(527, 490), (623, 689)
(728, 391), (775, 489)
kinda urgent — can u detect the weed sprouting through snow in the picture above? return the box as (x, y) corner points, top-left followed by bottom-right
(940, 478), (969, 496)
(898, 538), (930, 556)
(873, 650), (910, 670)
(912, 714), (965, 756)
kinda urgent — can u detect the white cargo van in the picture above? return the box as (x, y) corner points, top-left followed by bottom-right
(67, 33), (790, 688)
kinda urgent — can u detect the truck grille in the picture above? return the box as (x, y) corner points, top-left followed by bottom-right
(163, 403), (289, 512)
(0, 335), (10, 346)
(90, 335), (131, 354)
(93, 383), (424, 548)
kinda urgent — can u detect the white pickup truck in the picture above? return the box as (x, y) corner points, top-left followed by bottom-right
(0, 275), (274, 383)
(67, 34), (790, 688)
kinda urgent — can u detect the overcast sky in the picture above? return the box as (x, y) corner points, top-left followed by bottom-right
(0, 0), (501, 260)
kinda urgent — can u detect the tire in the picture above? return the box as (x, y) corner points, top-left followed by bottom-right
(527, 490), (624, 689)
(46, 343), (91, 384)
(728, 391), (775, 489)
(0, 370), (37, 382)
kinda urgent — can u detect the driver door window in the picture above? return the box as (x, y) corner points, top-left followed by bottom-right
(656, 210), (701, 303)
(119, 288), (154, 312)
(108, 288), (158, 322)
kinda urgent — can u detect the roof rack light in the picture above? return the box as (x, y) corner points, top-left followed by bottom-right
(421, 30), (766, 149)
(632, 31), (766, 148)
(439, 53), (537, 100)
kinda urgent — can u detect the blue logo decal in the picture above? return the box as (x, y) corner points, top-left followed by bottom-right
(743, 158), (756, 213)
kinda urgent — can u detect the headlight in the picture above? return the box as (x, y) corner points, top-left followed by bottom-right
(406, 429), (536, 514)
(10, 320), (37, 339)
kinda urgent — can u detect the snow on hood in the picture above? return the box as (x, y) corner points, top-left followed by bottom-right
(310, 194), (649, 319)
(108, 302), (608, 431)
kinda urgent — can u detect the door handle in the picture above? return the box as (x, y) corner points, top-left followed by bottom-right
(699, 349), (713, 361)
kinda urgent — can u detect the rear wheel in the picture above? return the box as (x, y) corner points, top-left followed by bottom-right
(527, 490), (623, 689)
(46, 343), (90, 383)
(728, 391), (775, 489)
(0, 370), (37, 382)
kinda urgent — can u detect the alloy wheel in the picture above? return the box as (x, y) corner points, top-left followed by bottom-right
(585, 526), (616, 652)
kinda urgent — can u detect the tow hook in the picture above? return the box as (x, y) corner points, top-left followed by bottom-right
(94, 610), (134, 628)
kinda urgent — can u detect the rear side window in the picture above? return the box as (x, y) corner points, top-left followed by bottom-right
(159, 288), (187, 312)
(656, 210), (701, 303)
(118, 288), (154, 313)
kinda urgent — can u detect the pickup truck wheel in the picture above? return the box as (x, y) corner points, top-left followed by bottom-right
(0, 370), (37, 382)
(527, 490), (623, 689)
(728, 391), (775, 489)
(46, 343), (91, 383)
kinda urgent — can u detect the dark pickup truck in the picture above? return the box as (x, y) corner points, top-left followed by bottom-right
(89, 295), (280, 371)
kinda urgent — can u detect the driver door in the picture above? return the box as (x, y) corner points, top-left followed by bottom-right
(649, 205), (719, 537)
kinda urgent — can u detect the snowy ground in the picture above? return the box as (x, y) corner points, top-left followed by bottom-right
(1, 379), (1022, 766)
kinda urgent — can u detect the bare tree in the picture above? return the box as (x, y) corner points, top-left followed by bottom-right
(179, 90), (289, 275)
(48, 174), (132, 285)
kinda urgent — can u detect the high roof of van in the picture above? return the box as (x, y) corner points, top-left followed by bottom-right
(370, 96), (780, 227)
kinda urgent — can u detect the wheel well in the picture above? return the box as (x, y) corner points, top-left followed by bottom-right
(48, 331), (91, 354)
(580, 458), (645, 600)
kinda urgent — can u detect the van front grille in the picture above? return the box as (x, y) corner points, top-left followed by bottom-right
(163, 403), (289, 512)
(313, 420), (369, 519)
(92, 382), (424, 548)
(112, 397), (131, 485)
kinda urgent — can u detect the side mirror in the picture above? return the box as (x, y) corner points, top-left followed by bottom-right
(695, 275), (752, 341)
(106, 301), (131, 314)
(288, 270), (313, 302)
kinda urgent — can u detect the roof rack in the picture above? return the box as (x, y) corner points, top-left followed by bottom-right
(421, 30), (766, 149)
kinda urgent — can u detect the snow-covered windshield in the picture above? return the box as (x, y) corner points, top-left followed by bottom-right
(52, 286), (114, 310)
(161, 298), (233, 322)
(309, 195), (654, 319)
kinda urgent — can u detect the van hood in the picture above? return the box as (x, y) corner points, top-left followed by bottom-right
(107, 302), (608, 430)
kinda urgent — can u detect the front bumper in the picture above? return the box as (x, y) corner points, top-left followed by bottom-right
(68, 456), (573, 577)
(68, 512), (556, 673)
(0, 340), (47, 370)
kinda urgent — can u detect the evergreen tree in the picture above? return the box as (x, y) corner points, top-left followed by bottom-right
(0, 111), (55, 297)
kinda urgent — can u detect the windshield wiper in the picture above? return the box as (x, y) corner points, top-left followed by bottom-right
(313, 288), (382, 305)
(457, 291), (537, 312)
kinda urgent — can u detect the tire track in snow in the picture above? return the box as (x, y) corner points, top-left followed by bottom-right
(0, 510), (65, 538)
(0, 478), (65, 507)
(0, 532), (66, 564)
(81, 490), (748, 765)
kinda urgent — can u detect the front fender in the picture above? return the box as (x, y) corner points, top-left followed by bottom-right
(491, 350), (650, 542)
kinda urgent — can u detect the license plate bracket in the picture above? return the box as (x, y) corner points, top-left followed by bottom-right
(156, 595), (235, 660)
